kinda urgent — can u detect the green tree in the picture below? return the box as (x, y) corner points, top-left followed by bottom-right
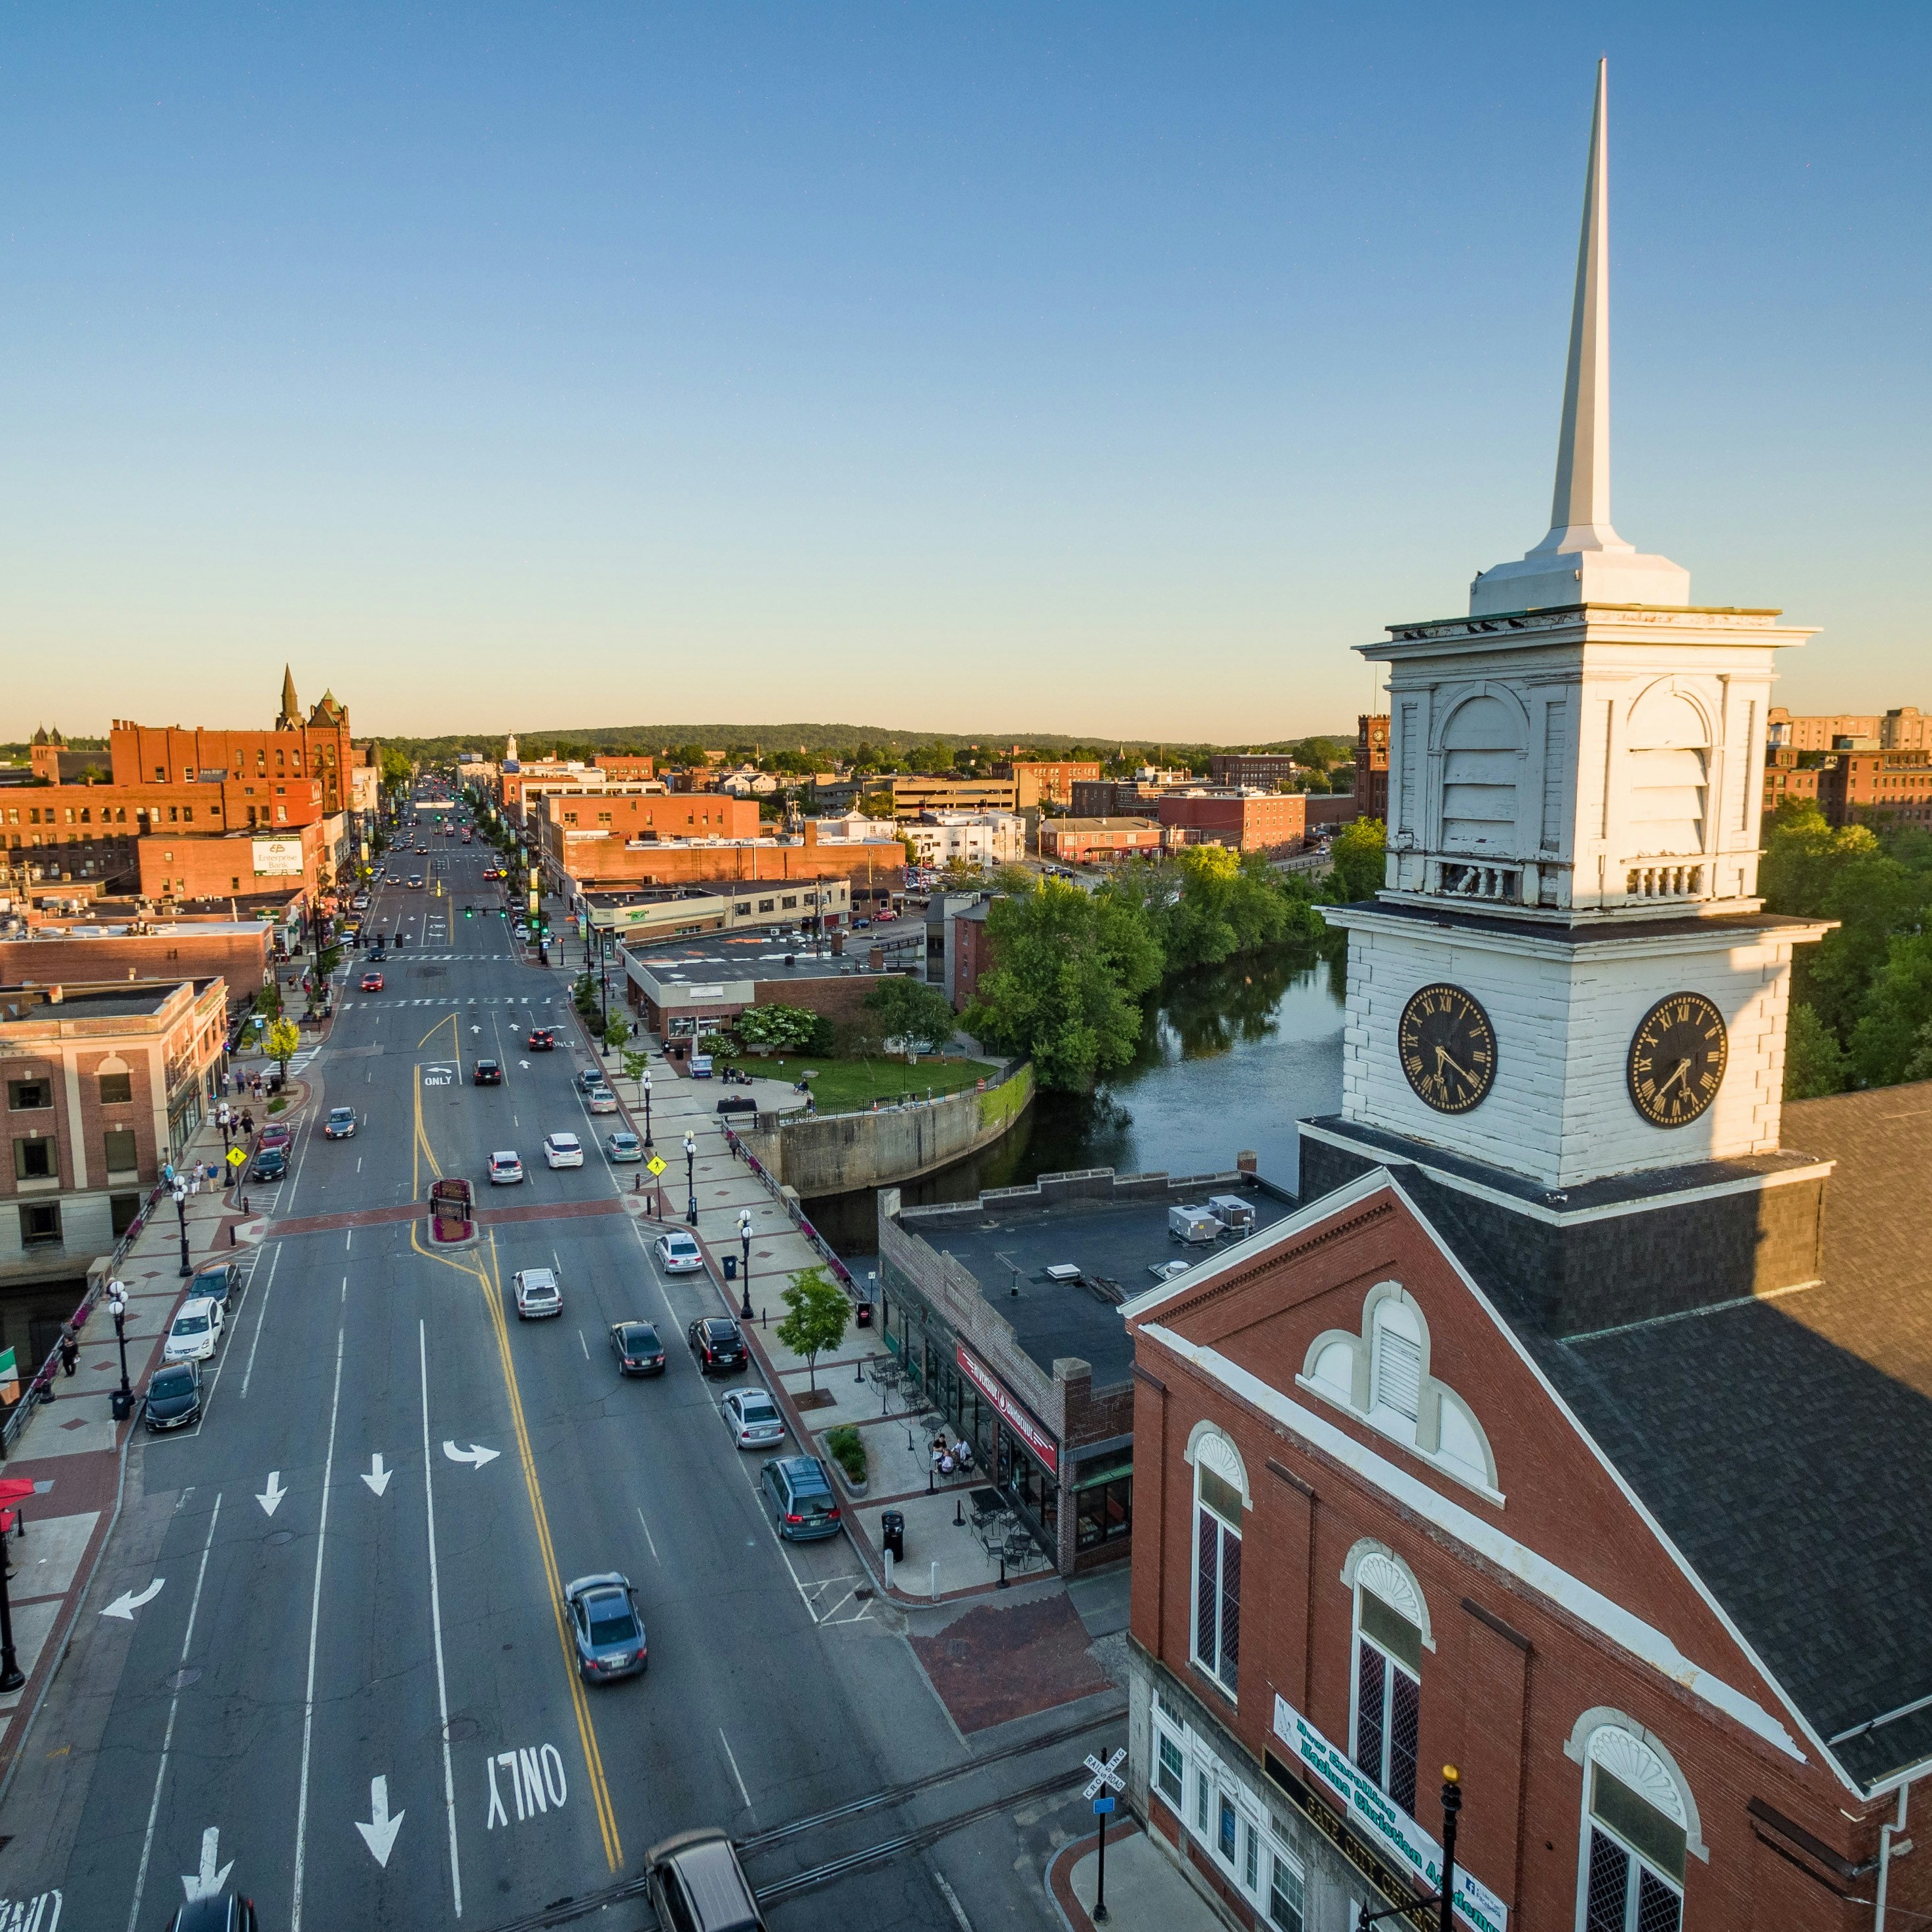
(736, 1002), (824, 1053)
(863, 976), (960, 1059)
(263, 1017), (301, 1076)
(772, 1265), (849, 1391)
(1325, 818), (1386, 903)
(620, 1048), (651, 1087)
(963, 876), (1162, 1091)
(1848, 932), (1932, 1088)
(1783, 1002), (1850, 1100)
(379, 746), (414, 792)
(603, 1013), (631, 1054)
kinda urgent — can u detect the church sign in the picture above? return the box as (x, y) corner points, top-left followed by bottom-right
(1272, 1696), (1507, 1932)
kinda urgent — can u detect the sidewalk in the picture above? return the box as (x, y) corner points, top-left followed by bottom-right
(1048, 1820), (1228, 1932)
(0, 1088), (270, 1794)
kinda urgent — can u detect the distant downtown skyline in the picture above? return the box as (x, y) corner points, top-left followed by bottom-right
(5, 7), (1925, 738)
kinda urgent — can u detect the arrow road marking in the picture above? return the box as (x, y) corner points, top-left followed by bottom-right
(181, 1826), (233, 1901)
(102, 1578), (165, 1620)
(362, 1453), (392, 1496)
(442, 1441), (501, 1469)
(256, 1472), (286, 1517)
(355, 1774), (406, 1866)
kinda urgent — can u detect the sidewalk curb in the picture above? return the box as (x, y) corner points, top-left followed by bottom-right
(1044, 1817), (1145, 1932)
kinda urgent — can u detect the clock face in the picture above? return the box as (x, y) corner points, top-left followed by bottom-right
(1627, 993), (1728, 1127)
(1397, 983), (1498, 1114)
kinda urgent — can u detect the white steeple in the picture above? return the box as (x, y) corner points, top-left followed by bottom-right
(1469, 60), (1690, 616)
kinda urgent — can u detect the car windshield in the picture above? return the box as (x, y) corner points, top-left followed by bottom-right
(586, 1601), (636, 1647)
(330, 1110), (353, 1123)
(741, 1398), (777, 1420)
(173, 1315), (209, 1336)
(152, 1367), (195, 1397)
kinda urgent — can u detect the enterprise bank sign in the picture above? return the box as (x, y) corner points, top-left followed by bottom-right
(1272, 1696), (1507, 1932)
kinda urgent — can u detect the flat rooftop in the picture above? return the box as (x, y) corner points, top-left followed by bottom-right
(0, 977), (215, 1023)
(897, 1169), (1293, 1389)
(628, 930), (920, 988)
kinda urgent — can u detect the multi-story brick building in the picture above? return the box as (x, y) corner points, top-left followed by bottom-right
(1353, 715), (1389, 822)
(1767, 705), (1930, 753)
(0, 919), (273, 1002)
(883, 774), (1020, 816)
(1209, 754), (1300, 790)
(1815, 750), (1932, 829)
(550, 820), (905, 913)
(0, 977), (229, 1286)
(1038, 818), (1165, 865)
(991, 760), (1103, 809)
(1157, 790), (1307, 854)
(138, 818), (330, 901)
(1762, 747), (1822, 818)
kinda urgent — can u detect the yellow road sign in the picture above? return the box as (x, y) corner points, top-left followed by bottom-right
(226, 1146), (247, 1168)
(645, 1154), (667, 1178)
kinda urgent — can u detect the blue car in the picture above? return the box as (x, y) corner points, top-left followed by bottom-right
(564, 1573), (647, 1682)
(191, 1261), (246, 1313)
(759, 1457), (843, 1542)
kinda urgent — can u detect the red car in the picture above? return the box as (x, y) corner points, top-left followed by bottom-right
(360, 971), (385, 992)
(257, 1123), (294, 1154)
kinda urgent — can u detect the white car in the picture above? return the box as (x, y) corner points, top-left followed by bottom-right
(163, 1297), (223, 1364)
(585, 1086), (618, 1114)
(654, 1231), (704, 1274)
(514, 1268), (563, 1319)
(721, 1386), (786, 1449)
(487, 1150), (524, 1184)
(544, 1132), (584, 1169)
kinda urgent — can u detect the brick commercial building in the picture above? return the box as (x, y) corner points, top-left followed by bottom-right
(883, 774), (1020, 816)
(0, 977), (229, 1287)
(923, 892), (994, 1008)
(877, 1166), (1289, 1578)
(1157, 789), (1306, 854)
(1353, 714), (1389, 822)
(1815, 751), (1932, 829)
(992, 760), (1103, 808)
(532, 789), (759, 849)
(0, 919), (273, 1004)
(551, 821), (905, 913)
(1038, 818), (1165, 865)
(1767, 705), (1930, 753)
(1071, 776), (1198, 818)
(1762, 748), (1823, 817)
(1209, 754), (1300, 790)
(622, 938), (912, 1055)
(138, 818), (329, 901)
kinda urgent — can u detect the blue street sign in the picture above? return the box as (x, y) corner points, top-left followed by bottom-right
(1093, 1796), (1115, 1815)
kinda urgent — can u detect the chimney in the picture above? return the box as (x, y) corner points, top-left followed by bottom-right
(1236, 1150), (1258, 1175)
(803, 820), (818, 850)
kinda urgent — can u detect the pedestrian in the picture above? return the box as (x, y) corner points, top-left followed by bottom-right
(241, 1109), (256, 1137)
(59, 1329), (79, 1378)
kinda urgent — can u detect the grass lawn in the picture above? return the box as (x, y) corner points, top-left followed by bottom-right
(740, 1053), (1001, 1114)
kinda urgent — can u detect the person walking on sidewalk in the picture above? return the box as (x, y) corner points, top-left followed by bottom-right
(59, 1329), (79, 1378)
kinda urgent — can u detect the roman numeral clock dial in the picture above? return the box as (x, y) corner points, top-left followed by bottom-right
(1397, 984), (1498, 1114)
(1627, 993), (1728, 1127)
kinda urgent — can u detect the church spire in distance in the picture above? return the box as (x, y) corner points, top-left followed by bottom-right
(277, 663), (301, 730)
(1468, 58), (1690, 616)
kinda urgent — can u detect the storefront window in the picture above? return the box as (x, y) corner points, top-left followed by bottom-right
(1012, 1452), (1057, 1540)
(1074, 1469), (1132, 1549)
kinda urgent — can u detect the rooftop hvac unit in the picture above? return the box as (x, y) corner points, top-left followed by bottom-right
(1043, 1263), (1083, 1284)
(1169, 1205), (1219, 1245)
(1206, 1194), (1256, 1236)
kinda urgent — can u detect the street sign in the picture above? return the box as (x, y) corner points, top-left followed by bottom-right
(1093, 1796), (1115, 1815)
(645, 1154), (667, 1177)
(1082, 1749), (1126, 1801)
(227, 1146), (246, 1168)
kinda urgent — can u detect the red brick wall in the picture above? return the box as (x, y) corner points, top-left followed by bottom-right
(1129, 1189), (1889, 1927)
(0, 931), (269, 999)
(111, 721), (354, 813)
(1156, 792), (1306, 852)
(138, 822), (326, 899)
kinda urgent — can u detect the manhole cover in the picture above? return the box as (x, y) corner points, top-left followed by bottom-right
(265, 1530), (295, 1546)
(443, 1716), (481, 1743)
(164, 1667), (202, 1691)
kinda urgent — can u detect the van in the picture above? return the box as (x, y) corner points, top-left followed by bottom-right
(645, 1830), (765, 1932)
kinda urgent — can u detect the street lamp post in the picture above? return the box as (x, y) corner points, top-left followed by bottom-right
(173, 1183), (191, 1279)
(641, 1072), (653, 1148)
(738, 1209), (753, 1320)
(684, 1133), (698, 1226)
(110, 1287), (131, 1403)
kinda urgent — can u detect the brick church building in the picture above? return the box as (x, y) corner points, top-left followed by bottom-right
(1118, 64), (1929, 1932)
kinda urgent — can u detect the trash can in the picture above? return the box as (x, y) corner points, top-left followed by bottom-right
(111, 1389), (135, 1423)
(855, 1301), (873, 1327)
(723, 1255), (738, 1281)
(881, 1509), (905, 1562)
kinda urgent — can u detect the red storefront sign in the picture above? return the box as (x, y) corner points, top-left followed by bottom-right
(955, 1345), (1056, 1474)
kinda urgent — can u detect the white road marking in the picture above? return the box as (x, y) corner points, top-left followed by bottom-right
(719, 1728), (753, 1818)
(413, 1328), (466, 1908)
(181, 1827), (233, 1904)
(354, 1775), (406, 1867)
(100, 1578), (164, 1620)
(256, 1471), (286, 1517)
(362, 1452), (392, 1497)
(240, 1243), (283, 1398)
(290, 1329), (346, 1932)
(635, 1507), (659, 1564)
(933, 1869), (977, 1932)
(125, 1492), (223, 1932)
(576, 1329), (589, 1361)
(442, 1440), (501, 1469)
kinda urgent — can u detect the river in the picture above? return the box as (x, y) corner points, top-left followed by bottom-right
(808, 940), (1348, 1255)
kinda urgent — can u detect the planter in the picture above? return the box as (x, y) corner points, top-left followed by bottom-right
(838, 1471), (868, 1498)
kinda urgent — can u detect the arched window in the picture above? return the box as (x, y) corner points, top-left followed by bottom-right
(1578, 1724), (1690, 1932)
(1189, 1428), (1245, 1697)
(1349, 1550), (1426, 1818)
(1371, 1297), (1424, 1423)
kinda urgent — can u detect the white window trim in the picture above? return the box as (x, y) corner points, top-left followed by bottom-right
(1190, 1458), (1242, 1695)
(1151, 1704), (1306, 1923)
(1564, 1709), (1708, 1863)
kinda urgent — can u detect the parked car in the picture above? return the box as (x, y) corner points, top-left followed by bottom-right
(473, 1059), (503, 1086)
(655, 1231), (705, 1274)
(257, 1123), (294, 1153)
(527, 1026), (555, 1050)
(687, 1316), (747, 1376)
(606, 1129), (643, 1162)
(164, 1297), (223, 1365)
(487, 1150), (524, 1184)
(759, 1456), (841, 1540)
(721, 1386), (786, 1449)
(611, 1320), (667, 1376)
(543, 1131), (584, 1168)
(514, 1268), (562, 1318)
(324, 1106), (358, 1139)
(645, 1830), (765, 1932)
(564, 1572), (647, 1682)
(585, 1085), (618, 1114)
(191, 1260), (244, 1312)
(144, 1360), (203, 1431)
(577, 1067), (607, 1093)
(250, 1146), (287, 1183)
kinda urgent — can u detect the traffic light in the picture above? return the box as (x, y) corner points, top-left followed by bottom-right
(464, 906), (474, 918)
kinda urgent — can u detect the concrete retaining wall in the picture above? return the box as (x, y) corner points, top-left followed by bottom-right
(738, 1063), (1033, 1198)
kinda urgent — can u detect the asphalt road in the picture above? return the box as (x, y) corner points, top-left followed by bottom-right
(3, 821), (1115, 1932)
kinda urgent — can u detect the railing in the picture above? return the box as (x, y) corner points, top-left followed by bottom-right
(1437, 862), (1521, 904)
(763, 1055), (1025, 1127)
(1623, 863), (1704, 900)
(722, 1127), (860, 1297)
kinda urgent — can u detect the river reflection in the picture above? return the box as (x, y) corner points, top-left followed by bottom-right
(810, 941), (1346, 1255)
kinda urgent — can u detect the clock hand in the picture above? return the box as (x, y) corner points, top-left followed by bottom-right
(1433, 1044), (1474, 1086)
(1654, 1058), (1692, 1101)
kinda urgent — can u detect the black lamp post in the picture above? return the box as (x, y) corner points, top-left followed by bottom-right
(641, 1072), (654, 1148)
(1437, 1766), (1462, 1932)
(684, 1133), (698, 1226)
(111, 1291), (131, 1402)
(738, 1214), (753, 1320)
(173, 1184), (191, 1278)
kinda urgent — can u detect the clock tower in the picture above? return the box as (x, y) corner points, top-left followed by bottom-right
(1304, 63), (1835, 1335)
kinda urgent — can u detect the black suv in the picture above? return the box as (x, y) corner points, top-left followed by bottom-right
(473, 1059), (503, 1086)
(687, 1317), (747, 1376)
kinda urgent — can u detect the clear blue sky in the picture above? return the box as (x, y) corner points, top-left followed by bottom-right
(3, 4), (1925, 742)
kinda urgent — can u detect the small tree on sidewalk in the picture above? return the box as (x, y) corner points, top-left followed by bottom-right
(603, 1014), (631, 1055)
(773, 1266), (849, 1392)
(264, 1017), (301, 1080)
